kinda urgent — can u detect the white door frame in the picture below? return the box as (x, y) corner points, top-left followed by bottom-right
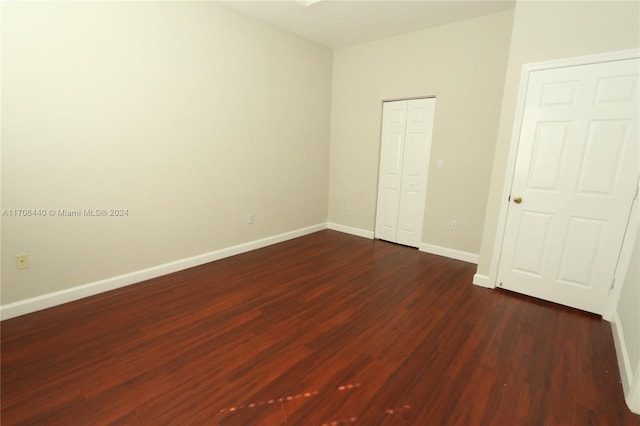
(487, 49), (640, 319)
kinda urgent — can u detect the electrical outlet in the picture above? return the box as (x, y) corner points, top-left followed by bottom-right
(437, 159), (444, 169)
(450, 220), (457, 231)
(15, 254), (30, 270)
(247, 213), (254, 224)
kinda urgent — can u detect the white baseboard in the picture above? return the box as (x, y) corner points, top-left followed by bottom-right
(0, 223), (327, 320)
(326, 222), (374, 239)
(611, 312), (640, 414)
(419, 243), (479, 264)
(472, 273), (492, 288)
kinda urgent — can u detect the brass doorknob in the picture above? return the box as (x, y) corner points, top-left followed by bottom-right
(513, 196), (522, 204)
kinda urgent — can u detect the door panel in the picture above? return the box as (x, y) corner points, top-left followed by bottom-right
(375, 101), (407, 243)
(497, 58), (639, 314)
(577, 119), (629, 195)
(527, 121), (569, 191)
(380, 188), (400, 233)
(398, 189), (420, 234)
(512, 211), (552, 277)
(397, 99), (435, 247)
(556, 216), (604, 287)
(385, 133), (404, 176)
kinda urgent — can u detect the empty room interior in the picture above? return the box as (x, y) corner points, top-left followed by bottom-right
(2, 0), (640, 424)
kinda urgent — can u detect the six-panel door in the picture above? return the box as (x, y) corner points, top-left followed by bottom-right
(497, 58), (639, 314)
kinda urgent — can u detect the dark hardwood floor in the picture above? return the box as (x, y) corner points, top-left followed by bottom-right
(1, 230), (638, 425)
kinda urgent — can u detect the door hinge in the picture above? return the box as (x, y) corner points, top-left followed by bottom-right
(633, 185), (639, 201)
(610, 277), (615, 290)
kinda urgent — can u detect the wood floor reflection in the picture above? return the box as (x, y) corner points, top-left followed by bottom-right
(2, 230), (637, 425)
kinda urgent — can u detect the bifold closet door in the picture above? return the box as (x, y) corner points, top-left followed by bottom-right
(375, 98), (436, 248)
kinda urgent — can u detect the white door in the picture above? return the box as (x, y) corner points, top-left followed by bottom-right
(497, 58), (639, 314)
(375, 98), (436, 248)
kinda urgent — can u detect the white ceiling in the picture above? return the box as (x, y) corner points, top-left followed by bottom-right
(219, 0), (516, 50)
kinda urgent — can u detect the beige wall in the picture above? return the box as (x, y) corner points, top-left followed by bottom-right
(328, 10), (514, 254)
(2, 1), (638, 312)
(477, 0), (640, 277)
(1, 2), (332, 304)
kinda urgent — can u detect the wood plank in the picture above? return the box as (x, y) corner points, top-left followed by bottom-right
(1, 230), (637, 425)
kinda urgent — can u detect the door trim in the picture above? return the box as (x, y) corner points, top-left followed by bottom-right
(603, 175), (639, 321)
(487, 49), (640, 312)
